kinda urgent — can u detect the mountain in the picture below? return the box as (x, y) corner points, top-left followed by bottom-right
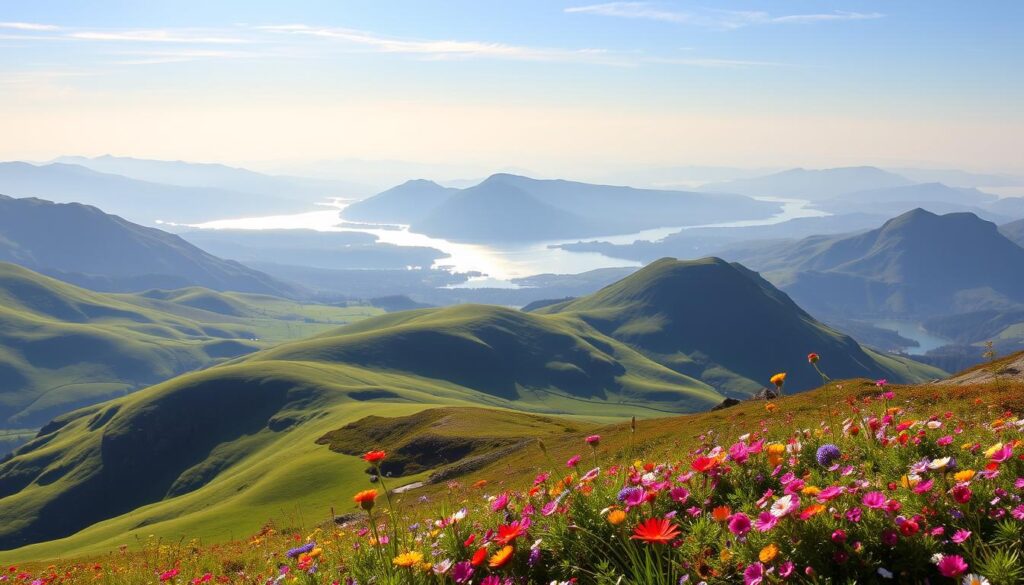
(888, 168), (1024, 188)
(0, 195), (296, 295)
(989, 197), (1024, 219)
(0, 262), (379, 431)
(698, 166), (914, 200)
(0, 162), (299, 224)
(0, 303), (721, 551)
(733, 209), (1024, 317)
(1001, 218), (1024, 246)
(51, 155), (367, 199)
(409, 173), (780, 242)
(341, 179), (458, 224)
(534, 257), (941, 394)
(812, 183), (1008, 221)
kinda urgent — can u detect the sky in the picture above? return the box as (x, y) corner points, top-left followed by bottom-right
(1, 1), (1023, 177)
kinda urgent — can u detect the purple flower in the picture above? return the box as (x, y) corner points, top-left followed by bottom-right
(816, 444), (841, 467)
(451, 561), (474, 584)
(285, 542), (315, 558)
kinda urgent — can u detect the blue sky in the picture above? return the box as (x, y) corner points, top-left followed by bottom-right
(1, 1), (1022, 174)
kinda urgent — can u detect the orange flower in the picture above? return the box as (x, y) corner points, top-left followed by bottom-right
(692, 456), (719, 473)
(954, 470), (976, 483)
(630, 518), (681, 544)
(766, 443), (786, 467)
(766, 403), (778, 413)
(488, 545), (514, 569)
(799, 504), (825, 520)
(496, 522), (527, 546)
(353, 489), (378, 511)
(472, 479), (488, 489)
(711, 505), (732, 522)
(607, 509), (627, 526)
(362, 451), (387, 464)
(770, 372), (786, 388)
(759, 544), (779, 563)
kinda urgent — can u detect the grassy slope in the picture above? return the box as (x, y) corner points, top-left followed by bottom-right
(0, 262), (381, 427)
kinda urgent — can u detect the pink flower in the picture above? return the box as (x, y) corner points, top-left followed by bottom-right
(912, 479), (934, 494)
(771, 494), (799, 518)
(951, 529), (971, 544)
(490, 492), (510, 512)
(729, 442), (751, 464)
(669, 487), (690, 504)
(585, 435), (601, 445)
(816, 485), (843, 502)
(1012, 505), (1024, 520)
(754, 511), (779, 532)
(936, 435), (953, 446)
(743, 562), (766, 585)
(845, 507), (862, 523)
(862, 491), (887, 509)
(566, 455), (581, 468)
(991, 444), (1014, 463)
(936, 555), (968, 578)
(728, 513), (752, 536)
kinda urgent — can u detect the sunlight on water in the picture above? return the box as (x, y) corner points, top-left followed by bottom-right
(187, 197), (826, 284)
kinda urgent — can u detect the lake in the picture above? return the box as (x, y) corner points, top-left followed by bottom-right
(867, 320), (953, 355)
(186, 197), (826, 286)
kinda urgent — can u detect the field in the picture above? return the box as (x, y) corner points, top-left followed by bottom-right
(4, 353), (1023, 584)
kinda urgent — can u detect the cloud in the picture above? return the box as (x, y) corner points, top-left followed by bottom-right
(255, 24), (628, 64)
(565, 3), (883, 29)
(0, 22), (60, 31)
(68, 30), (248, 44)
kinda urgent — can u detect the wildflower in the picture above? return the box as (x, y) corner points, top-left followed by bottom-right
(286, 542), (315, 558)
(962, 575), (991, 585)
(878, 568), (894, 579)
(728, 513), (752, 536)
(496, 521), (527, 545)
(691, 456), (719, 473)
(712, 505), (732, 521)
(470, 547), (488, 566)
(451, 561), (474, 584)
(393, 551), (424, 568)
(754, 511), (778, 532)
(766, 403), (778, 413)
(862, 491), (887, 509)
(952, 484), (973, 504)
(816, 444), (841, 467)
(816, 485), (843, 502)
(770, 494), (799, 518)
(770, 372), (786, 389)
(488, 545), (514, 569)
(937, 555), (969, 578)
(362, 450), (387, 463)
(607, 509), (627, 526)
(808, 353), (820, 363)
(929, 457), (952, 471)
(766, 443), (786, 466)
(744, 562), (766, 585)
(566, 455), (581, 468)
(585, 435), (601, 446)
(159, 569), (180, 582)
(631, 517), (681, 544)
(490, 492), (510, 512)
(759, 543), (779, 563)
(669, 486), (690, 503)
(952, 529), (972, 544)
(353, 489), (378, 511)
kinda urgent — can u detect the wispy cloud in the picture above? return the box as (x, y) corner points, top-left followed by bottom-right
(256, 24), (624, 64)
(565, 3), (883, 29)
(0, 22), (61, 31)
(68, 30), (248, 44)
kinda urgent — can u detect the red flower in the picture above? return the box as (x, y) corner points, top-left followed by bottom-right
(362, 451), (387, 463)
(471, 547), (488, 566)
(691, 456), (719, 473)
(496, 522), (527, 546)
(630, 517), (681, 544)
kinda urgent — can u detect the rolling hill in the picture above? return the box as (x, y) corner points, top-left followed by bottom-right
(0, 262), (380, 431)
(731, 209), (1024, 317)
(0, 194), (297, 295)
(698, 166), (914, 200)
(0, 162), (299, 224)
(534, 257), (940, 393)
(1001, 218), (1024, 246)
(345, 173), (781, 242)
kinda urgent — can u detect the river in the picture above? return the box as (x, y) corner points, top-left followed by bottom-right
(185, 197), (826, 286)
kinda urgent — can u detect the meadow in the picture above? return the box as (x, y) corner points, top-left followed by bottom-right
(6, 353), (1023, 584)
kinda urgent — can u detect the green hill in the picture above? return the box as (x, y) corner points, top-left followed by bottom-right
(0, 302), (720, 554)
(0, 262), (380, 430)
(0, 194), (296, 295)
(535, 257), (942, 394)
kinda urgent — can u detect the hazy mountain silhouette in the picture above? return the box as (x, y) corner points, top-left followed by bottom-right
(1001, 218), (1024, 247)
(342, 179), (458, 224)
(0, 195), (296, 295)
(698, 166), (914, 200)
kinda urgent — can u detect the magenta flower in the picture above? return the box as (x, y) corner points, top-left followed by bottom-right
(566, 455), (581, 468)
(743, 562), (766, 585)
(816, 485), (843, 502)
(728, 513), (752, 536)
(951, 484), (972, 504)
(936, 555), (968, 578)
(845, 507), (862, 523)
(862, 491), (887, 509)
(669, 486), (690, 504)
(490, 492), (510, 512)
(754, 511), (778, 532)
(951, 529), (971, 544)
(912, 479), (934, 494)
(585, 434), (601, 446)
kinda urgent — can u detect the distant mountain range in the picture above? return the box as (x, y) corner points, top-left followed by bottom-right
(1002, 218), (1024, 247)
(0, 195), (296, 295)
(733, 209), (1024, 317)
(698, 166), (914, 200)
(0, 162), (306, 224)
(0, 255), (939, 552)
(343, 173), (781, 241)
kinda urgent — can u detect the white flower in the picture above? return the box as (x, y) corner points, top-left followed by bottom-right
(927, 420), (942, 429)
(770, 494), (799, 517)
(878, 567), (893, 579)
(929, 457), (952, 471)
(932, 553), (946, 564)
(962, 574), (991, 585)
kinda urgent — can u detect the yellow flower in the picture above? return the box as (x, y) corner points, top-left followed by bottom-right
(719, 548), (734, 562)
(901, 475), (920, 488)
(954, 470), (976, 483)
(985, 443), (1004, 458)
(801, 486), (821, 496)
(770, 372), (786, 388)
(607, 509), (627, 526)
(766, 443), (786, 466)
(759, 544), (779, 563)
(393, 551), (424, 568)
